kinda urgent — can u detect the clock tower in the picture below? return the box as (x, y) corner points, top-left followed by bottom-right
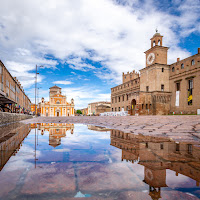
(144, 31), (169, 67)
(140, 31), (170, 93)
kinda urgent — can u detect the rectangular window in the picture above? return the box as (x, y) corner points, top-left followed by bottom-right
(149, 104), (152, 109)
(122, 95), (124, 101)
(146, 86), (149, 92)
(161, 84), (164, 91)
(160, 143), (164, 150)
(189, 79), (193, 89)
(146, 104), (148, 110)
(162, 68), (164, 72)
(127, 94), (128, 101)
(142, 104), (144, 109)
(176, 82), (180, 91)
(118, 107), (120, 111)
(188, 144), (192, 154)
(118, 96), (120, 102)
(188, 79), (193, 106)
(176, 143), (180, 152)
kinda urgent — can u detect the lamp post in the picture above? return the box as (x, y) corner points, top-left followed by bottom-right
(35, 65), (43, 117)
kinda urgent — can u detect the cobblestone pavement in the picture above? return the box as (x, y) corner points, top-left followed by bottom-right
(22, 115), (200, 143)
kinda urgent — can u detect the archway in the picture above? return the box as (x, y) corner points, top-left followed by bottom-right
(131, 99), (136, 115)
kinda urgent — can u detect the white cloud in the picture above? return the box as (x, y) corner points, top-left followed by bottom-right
(61, 86), (110, 109)
(53, 80), (73, 85)
(0, 0), (199, 99)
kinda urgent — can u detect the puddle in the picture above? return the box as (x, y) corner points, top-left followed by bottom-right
(0, 123), (200, 200)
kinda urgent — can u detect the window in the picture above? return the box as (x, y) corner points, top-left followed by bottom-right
(126, 106), (128, 111)
(115, 107), (117, 111)
(146, 86), (149, 92)
(191, 59), (195, 65)
(118, 107), (120, 111)
(112, 98), (114, 103)
(176, 82), (180, 91)
(115, 97), (117, 103)
(56, 101), (60, 104)
(125, 76), (126, 79)
(172, 67), (175, 72)
(149, 104), (152, 109)
(181, 63), (184, 69)
(126, 94), (128, 101)
(176, 143), (180, 152)
(112, 108), (113, 111)
(118, 96), (120, 102)
(188, 79), (193, 105)
(146, 104), (148, 109)
(189, 79), (193, 89)
(160, 143), (164, 150)
(162, 68), (164, 72)
(142, 104), (144, 109)
(122, 95), (124, 101)
(161, 84), (164, 91)
(188, 144), (192, 154)
(128, 84), (129, 87)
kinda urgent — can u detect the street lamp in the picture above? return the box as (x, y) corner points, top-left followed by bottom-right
(35, 65), (43, 117)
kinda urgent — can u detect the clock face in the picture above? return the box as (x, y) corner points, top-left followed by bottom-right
(147, 53), (155, 65)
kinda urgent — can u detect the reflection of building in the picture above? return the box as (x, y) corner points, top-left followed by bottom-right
(0, 123), (31, 171)
(0, 60), (31, 113)
(87, 125), (110, 132)
(38, 123), (74, 147)
(88, 101), (111, 115)
(41, 85), (74, 117)
(111, 32), (200, 115)
(110, 130), (200, 199)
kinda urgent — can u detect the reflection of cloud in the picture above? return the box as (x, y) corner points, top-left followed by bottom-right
(4, 144), (41, 171)
(166, 169), (194, 188)
(52, 148), (71, 152)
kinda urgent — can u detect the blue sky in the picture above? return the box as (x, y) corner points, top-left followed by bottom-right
(0, 0), (199, 108)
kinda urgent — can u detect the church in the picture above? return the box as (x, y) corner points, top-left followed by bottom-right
(41, 85), (75, 117)
(111, 31), (200, 115)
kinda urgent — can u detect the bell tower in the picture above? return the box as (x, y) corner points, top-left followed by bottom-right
(140, 31), (171, 115)
(144, 30), (169, 67)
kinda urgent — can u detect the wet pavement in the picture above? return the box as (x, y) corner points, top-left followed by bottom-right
(23, 116), (200, 143)
(0, 122), (200, 199)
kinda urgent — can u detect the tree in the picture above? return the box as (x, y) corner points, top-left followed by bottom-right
(76, 110), (82, 114)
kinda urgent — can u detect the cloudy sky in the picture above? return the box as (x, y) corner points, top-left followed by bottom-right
(0, 0), (199, 108)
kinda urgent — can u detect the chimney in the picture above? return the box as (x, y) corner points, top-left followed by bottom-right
(177, 58), (180, 62)
(198, 48), (200, 54)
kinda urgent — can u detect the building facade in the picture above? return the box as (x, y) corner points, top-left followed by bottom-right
(88, 101), (111, 115)
(0, 60), (31, 113)
(41, 85), (74, 117)
(111, 32), (200, 115)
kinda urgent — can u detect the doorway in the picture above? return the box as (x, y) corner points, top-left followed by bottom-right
(131, 99), (136, 115)
(57, 112), (59, 117)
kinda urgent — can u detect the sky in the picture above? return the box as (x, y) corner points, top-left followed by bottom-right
(0, 0), (199, 109)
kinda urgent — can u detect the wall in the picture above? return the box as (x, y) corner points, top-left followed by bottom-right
(0, 112), (32, 125)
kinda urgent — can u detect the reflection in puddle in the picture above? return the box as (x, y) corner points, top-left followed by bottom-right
(0, 123), (199, 200)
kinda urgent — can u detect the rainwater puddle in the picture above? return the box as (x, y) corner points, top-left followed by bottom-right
(0, 122), (200, 200)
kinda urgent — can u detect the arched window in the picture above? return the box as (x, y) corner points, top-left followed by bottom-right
(158, 40), (161, 46)
(172, 67), (175, 72)
(191, 59), (195, 65)
(153, 41), (155, 46)
(181, 63), (184, 69)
